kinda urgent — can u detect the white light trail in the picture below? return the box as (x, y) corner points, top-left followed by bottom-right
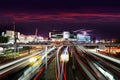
(94, 63), (115, 80)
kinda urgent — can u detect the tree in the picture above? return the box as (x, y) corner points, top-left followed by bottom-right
(0, 36), (10, 43)
(115, 39), (120, 43)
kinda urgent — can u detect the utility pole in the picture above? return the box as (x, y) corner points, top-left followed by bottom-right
(45, 45), (48, 80)
(13, 21), (17, 59)
(13, 21), (16, 44)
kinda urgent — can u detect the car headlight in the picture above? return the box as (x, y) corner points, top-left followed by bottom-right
(29, 57), (37, 63)
(60, 54), (69, 62)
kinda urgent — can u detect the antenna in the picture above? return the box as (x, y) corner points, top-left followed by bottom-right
(13, 21), (20, 44)
(35, 28), (38, 36)
(34, 28), (38, 42)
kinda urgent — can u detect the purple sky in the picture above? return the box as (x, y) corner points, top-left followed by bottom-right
(0, 0), (120, 39)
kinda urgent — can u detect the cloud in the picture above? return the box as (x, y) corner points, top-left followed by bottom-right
(0, 12), (120, 24)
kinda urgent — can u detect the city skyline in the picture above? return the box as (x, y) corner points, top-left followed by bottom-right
(0, 0), (120, 39)
(0, 1), (120, 79)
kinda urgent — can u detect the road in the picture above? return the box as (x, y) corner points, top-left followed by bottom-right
(0, 42), (120, 80)
(0, 47), (56, 80)
(75, 46), (120, 80)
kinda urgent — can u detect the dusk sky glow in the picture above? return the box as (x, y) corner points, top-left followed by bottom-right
(0, 0), (120, 39)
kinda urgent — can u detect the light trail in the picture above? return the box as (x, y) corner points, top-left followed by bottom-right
(93, 63), (115, 80)
(56, 46), (63, 79)
(0, 60), (29, 75)
(18, 47), (56, 80)
(0, 50), (44, 70)
(79, 46), (120, 64)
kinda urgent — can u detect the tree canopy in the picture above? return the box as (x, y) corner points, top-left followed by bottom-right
(0, 36), (10, 43)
